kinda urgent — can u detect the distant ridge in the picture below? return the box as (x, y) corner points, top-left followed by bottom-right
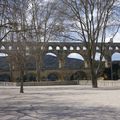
(0, 55), (84, 71)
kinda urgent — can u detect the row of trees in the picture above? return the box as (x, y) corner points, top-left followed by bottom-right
(0, 0), (120, 92)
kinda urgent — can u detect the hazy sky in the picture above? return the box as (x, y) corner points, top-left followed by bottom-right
(106, 29), (120, 43)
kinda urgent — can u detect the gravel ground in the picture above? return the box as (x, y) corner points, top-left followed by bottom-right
(0, 85), (120, 120)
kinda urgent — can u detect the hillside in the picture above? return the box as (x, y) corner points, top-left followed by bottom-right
(0, 56), (84, 71)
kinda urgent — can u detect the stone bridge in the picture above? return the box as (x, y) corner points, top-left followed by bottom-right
(0, 42), (120, 81)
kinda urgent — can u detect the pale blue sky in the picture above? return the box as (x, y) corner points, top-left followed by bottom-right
(112, 53), (120, 61)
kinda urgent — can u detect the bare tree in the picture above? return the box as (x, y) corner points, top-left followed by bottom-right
(1, 0), (59, 91)
(57, 0), (120, 87)
(28, 0), (59, 81)
(0, 0), (12, 42)
(0, 0), (20, 43)
(7, 0), (29, 93)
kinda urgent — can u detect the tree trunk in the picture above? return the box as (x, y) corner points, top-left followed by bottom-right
(36, 61), (41, 82)
(91, 69), (98, 88)
(90, 59), (98, 88)
(9, 63), (14, 82)
(20, 69), (24, 93)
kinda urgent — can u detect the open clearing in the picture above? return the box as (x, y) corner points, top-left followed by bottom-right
(0, 85), (120, 120)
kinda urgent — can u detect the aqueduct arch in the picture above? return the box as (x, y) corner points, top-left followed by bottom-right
(112, 52), (120, 61)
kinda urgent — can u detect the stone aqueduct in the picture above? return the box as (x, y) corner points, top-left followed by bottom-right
(0, 42), (120, 81)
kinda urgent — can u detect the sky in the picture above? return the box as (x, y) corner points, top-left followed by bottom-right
(106, 30), (120, 43)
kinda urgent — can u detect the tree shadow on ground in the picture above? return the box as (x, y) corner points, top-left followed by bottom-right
(0, 101), (120, 120)
(1, 86), (120, 120)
